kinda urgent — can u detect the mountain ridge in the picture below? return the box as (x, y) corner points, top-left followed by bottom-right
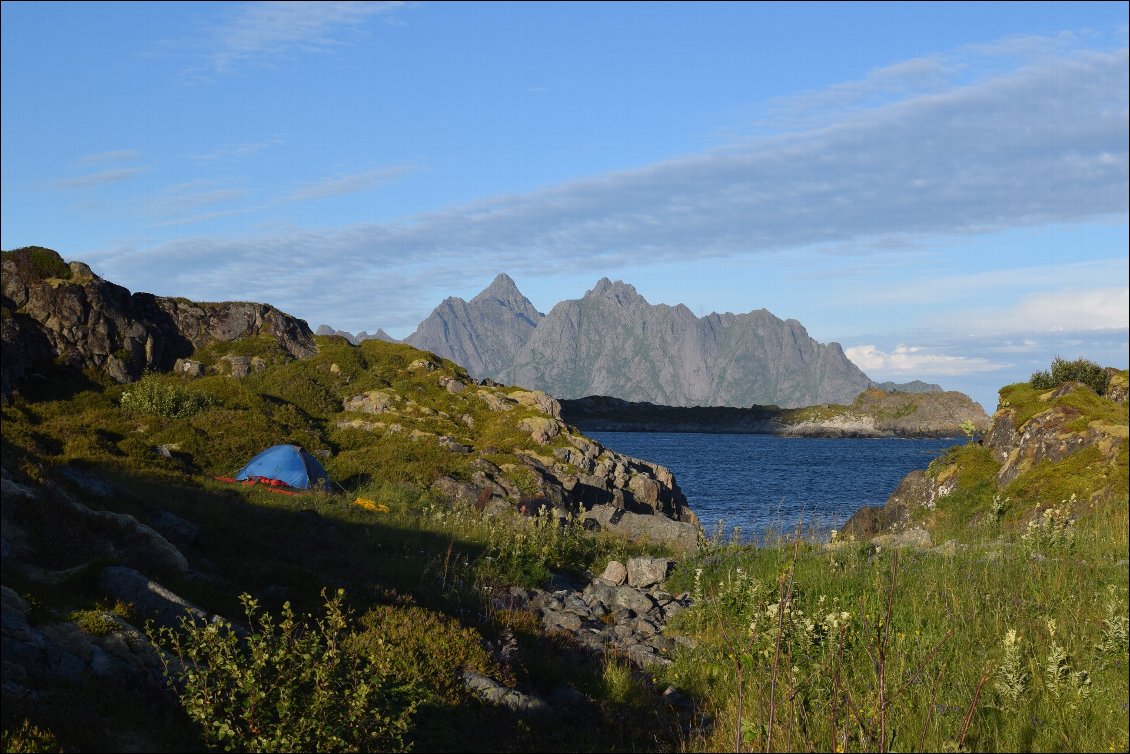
(405, 275), (934, 409)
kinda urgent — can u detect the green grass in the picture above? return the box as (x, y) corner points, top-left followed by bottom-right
(659, 501), (1129, 753)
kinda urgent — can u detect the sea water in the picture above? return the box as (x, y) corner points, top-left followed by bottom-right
(588, 431), (959, 542)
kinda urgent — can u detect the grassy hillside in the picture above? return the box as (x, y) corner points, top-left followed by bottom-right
(1, 336), (681, 752)
(2, 345), (1126, 753)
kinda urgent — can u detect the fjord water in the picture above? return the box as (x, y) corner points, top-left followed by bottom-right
(589, 432), (959, 542)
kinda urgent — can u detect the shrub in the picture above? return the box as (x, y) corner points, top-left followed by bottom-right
(120, 373), (214, 419)
(146, 590), (416, 753)
(1030, 356), (1110, 396)
(2, 246), (73, 281)
(0, 719), (61, 753)
(349, 603), (502, 702)
(68, 608), (122, 636)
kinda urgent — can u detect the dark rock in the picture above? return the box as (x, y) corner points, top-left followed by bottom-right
(1, 470), (189, 575)
(148, 510), (199, 548)
(98, 566), (208, 629)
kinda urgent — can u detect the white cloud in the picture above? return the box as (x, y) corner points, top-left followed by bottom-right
(191, 139), (282, 161)
(979, 287), (1130, 333)
(206, 1), (403, 73)
(77, 149), (141, 166)
(51, 167), (148, 190)
(845, 344), (1005, 377)
(257, 41), (1123, 265)
(283, 165), (417, 202)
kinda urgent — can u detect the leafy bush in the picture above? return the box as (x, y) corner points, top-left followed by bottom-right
(349, 603), (503, 702)
(0, 719), (61, 753)
(68, 608), (122, 636)
(147, 590), (417, 753)
(2, 246), (73, 281)
(1030, 356), (1110, 395)
(120, 374), (215, 419)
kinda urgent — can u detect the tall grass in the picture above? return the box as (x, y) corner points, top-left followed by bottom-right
(660, 496), (1129, 753)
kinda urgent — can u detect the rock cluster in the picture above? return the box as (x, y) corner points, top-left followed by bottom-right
(2, 586), (168, 698)
(340, 381), (700, 551)
(427, 415), (700, 552)
(841, 379), (1127, 539)
(489, 557), (692, 670)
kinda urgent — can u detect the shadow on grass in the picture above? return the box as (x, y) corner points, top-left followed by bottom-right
(4, 460), (692, 751)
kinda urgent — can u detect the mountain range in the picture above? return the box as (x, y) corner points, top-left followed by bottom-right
(391, 274), (938, 408)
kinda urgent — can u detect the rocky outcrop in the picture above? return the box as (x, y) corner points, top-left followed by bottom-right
(842, 377), (1128, 539)
(1, 247), (316, 396)
(1, 467), (190, 577)
(782, 388), (990, 438)
(561, 388), (990, 439)
(0, 463), (209, 718)
(407, 275), (878, 409)
(986, 382), (1128, 487)
(340, 377), (700, 550)
(1, 586), (169, 701)
(426, 415), (701, 552)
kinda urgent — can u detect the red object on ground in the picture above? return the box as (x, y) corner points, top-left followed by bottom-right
(212, 475), (302, 496)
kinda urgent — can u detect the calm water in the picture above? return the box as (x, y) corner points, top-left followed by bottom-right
(588, 432), (959, 542)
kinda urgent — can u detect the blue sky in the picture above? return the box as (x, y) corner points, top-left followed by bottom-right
(2, 1), (1127, 411)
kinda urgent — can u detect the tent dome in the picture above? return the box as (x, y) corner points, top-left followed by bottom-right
(234, 444), (331, 490)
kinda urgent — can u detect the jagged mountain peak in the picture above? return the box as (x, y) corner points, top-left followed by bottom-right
(407, 276), (882, 408)
(587, 278), (645, 306)
(473, 272), (517, 298)
(405, 273), (543, 380)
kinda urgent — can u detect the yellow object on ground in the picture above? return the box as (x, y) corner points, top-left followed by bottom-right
(353, 497), (390, 513)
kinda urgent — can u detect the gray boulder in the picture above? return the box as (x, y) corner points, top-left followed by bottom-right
(461, 669), (551, 715)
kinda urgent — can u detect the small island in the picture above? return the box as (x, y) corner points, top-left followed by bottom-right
(560, 387), (990, 439)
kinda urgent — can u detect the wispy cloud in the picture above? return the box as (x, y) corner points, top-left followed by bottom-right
(205, 1), (404, 73)
(51, 167), (148, 190)
(143, 179), (249, 226)
(283, 164), (417, 201)
(77, 149), (141, 166)
(264, 41), (1122, 268)
(954, 287), (1130, 334)
(191, 139), (282, 161)
(150, 207), (260, 228)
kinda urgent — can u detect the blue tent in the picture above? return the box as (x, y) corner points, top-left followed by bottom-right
(234, 444), (331, 491)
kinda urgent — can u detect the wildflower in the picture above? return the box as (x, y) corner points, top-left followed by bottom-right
(995, 628), (1028, 703)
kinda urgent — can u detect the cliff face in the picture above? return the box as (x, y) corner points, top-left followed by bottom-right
(841, 374), (1129, 539)
(410, 276), (875, 408)
(1, 247), (316, 396)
